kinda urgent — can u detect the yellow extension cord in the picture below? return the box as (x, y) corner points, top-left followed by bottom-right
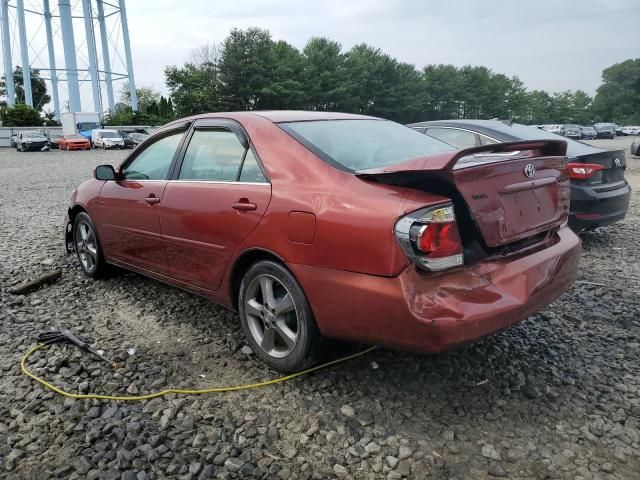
(20, 343), (377, 401)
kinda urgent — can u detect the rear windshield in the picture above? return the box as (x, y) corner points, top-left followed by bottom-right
(280, 119), (454, 171)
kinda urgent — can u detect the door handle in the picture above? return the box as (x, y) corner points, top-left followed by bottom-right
(145, 195), (161, 205)
(232, 201), (257, 211)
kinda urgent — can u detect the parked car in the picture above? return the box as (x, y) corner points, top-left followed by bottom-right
(542, 124), (563, 135)
(631, 138), (640, 156)
(562, 124), (582, 139)
(15, 131), (50, 151)
(615, 125), (623, 136)
(409, 120), (631, 232)
(593, 123), (616, 139)
(9, 133), (18, 148)
(48, 134), (63, 149)
(66, 111), (581, 372)
(621, 126), (640, 136)
(119, 130), (149, 148)
(580, 126), (597, 140)
(129, 132), (149, 145)
(59, 134), (92, 151)
(92, 129), (125, 149)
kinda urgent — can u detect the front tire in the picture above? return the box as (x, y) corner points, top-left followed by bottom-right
(73, 212), (107, 277)
(239, 260), (323, 372)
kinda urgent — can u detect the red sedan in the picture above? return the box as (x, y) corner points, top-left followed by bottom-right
(59, 134), (91, 151)
(65, 112), (580, 372)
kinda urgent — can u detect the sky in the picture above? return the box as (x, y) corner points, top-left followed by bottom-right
(4, 0), (638, 112)
(125, 0), (639, 97)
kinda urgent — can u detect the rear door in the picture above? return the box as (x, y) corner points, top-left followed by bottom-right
(160, 119), (271, 291)
(98, 127), (187, 274)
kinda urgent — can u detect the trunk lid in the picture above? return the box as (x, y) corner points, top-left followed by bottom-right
(570, 149), (626, 190)
(357, 140), (570, 248)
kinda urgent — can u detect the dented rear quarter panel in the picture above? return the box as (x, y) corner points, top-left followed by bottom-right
(220, 116), (453, 286)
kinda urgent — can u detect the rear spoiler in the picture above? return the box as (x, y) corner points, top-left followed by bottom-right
(355, 140), (568, 177)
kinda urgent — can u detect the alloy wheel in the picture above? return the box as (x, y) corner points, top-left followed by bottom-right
(244, 274), (299, 358)
(75, 221), (98, 273)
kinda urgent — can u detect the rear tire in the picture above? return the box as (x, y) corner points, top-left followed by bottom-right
(239, 260), (324, 372)
(73, 212), (107, 278)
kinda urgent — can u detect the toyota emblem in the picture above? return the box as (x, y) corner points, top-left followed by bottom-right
(614, 157), (623, 167)
(524, 163), (535, 178)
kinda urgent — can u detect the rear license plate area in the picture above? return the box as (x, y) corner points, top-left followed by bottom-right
(500, 187), (557, 237)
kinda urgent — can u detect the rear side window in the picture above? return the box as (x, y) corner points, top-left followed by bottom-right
(239, 149), (266, 183)
(122, 132), (183, 180)
(179, 129), (246, 181)
(178, 129), (268, 183)
(425, 127), (479, 149)
(280, 119), (453, 171)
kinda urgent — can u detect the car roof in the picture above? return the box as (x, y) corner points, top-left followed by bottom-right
(408, 119), (523, 139)
(408, 119), (610, 158)
(167, 110), (377, 127)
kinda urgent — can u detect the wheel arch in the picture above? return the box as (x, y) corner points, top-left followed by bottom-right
(229, 248), (288, 310)
(65, 204), (89, 253)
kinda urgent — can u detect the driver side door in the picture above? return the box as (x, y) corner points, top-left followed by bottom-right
(98, 127), (186, 275)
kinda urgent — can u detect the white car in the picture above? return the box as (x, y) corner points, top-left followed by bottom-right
(541, 124), (563, 135)
(621, 126), (639, 136)
(92, 129), (125, 149)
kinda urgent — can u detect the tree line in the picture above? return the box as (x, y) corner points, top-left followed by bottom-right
(0, 27), (638, 126)
(163, 27), (640, 126)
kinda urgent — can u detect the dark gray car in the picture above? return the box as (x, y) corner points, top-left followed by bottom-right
(409, 120), (631, 231)
(593, 123), (616, 139)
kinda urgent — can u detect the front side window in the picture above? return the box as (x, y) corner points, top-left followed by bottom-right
(122, 131), (183, 180)
(179, 129), (247, 181)
(425, 127), (479, 149)
(280, 119), (454, 171)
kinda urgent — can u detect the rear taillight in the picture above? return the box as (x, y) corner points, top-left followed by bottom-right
(394, 203), (463, 271)
(566, 162), (604, 180)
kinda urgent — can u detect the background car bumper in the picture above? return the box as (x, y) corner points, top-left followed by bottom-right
(289, 227), (581, 353)
(24, 142), (48, 150)
(68, 143), (90, 150)
(569, 182), (631, 231)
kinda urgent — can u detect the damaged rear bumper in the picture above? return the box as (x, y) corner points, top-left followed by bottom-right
(289, 226), (581, 352)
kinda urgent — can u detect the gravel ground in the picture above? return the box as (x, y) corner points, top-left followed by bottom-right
(1, 138), (639, 480)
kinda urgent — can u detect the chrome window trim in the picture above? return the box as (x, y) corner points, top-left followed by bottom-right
(424, 125), (500, 144)
(169, 180), (271, 186)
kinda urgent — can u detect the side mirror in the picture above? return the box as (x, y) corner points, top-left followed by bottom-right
(94, 164), (117, 181)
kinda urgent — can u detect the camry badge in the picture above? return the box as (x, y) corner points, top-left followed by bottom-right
(524, 163), (536, 178)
